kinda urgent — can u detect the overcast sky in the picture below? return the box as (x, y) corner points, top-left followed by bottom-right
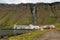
(0, 0), (60, 4)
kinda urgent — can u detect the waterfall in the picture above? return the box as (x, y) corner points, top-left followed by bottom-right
(30, 4), (37, 25)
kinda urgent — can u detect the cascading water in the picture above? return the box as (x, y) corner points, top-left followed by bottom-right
(30, 4), (37, 25)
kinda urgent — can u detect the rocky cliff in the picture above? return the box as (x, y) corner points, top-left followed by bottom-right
(36, 2), (60, 25)
(0, 2), (60, 29)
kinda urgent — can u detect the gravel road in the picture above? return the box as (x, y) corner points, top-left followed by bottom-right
(34, 30), (60, 40)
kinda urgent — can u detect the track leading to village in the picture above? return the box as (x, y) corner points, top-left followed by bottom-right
(34, 30), (60, 40)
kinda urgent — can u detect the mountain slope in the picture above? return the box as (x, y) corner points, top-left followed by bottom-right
(0, 2), (60, 29)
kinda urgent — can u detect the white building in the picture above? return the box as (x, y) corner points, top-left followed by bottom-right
(14, 24), (40, 29)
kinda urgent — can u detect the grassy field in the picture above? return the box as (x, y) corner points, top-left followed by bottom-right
(9, 30), (48, 40)
(55, 23), (60, 31)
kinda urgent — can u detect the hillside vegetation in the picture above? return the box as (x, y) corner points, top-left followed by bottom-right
(0, 2), (60, 29)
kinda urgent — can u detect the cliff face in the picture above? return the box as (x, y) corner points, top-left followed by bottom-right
(0, 4), (32, 29)
(36, 2), (60, 25)
(0, 2), (60, 29)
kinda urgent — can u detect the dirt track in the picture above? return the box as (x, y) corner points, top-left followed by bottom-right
(34, 30), (60, 40)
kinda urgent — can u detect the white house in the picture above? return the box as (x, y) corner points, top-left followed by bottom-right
(29, 24), (40, 29)
(48, 25), (55, 29)
(14, 24), (40, 29)
(39, 25), (55, 31)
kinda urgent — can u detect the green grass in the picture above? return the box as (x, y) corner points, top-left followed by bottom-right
(54, 23), (60, 31)
(9, 30), (48, 40)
